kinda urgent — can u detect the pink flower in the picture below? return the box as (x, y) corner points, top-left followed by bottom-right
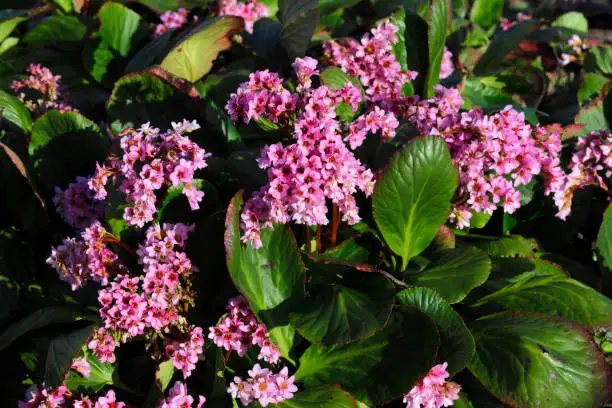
(227, 364), (297, 406)
(53, 176), (105, 228)
(218, 0), (269, 33)
(439, 47), (454, 79)
(154, 8), (190, 37)
(160, 381), (206, 408)
(71, 356), (92, 378)
(403, 362), (461, 408)
(11, 64), (77, 115)
(94, 390), (126, 408)
(166, 326), (205, 378)
(19, 384), (69, 408)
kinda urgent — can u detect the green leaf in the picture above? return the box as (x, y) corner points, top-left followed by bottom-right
(585, 46), (612, 75)
(0, 89), (32, 132)
(289, 267), (395, 348)
(574, 85), (611, 135)
(469, 235), (536, 258)
(473, 21), (539, 76)
(156, 360), (175, 392)
(552, 11), (588, 34)
(278, 0), (319, 58)
(295, 306), (439, 406)
(403, 11), (428, 95)
(225, 191), (305, 361)
(372, 136), (458, 269)
(161, 16), (244, 83)
(98, 2), (142, 57)
(156, 179), (204, 222)
(577, 74), (609, 106)
(423, 0), (448, 96)
(313, 237), (370, 263)
(387, 7), (407, 70)
(318, 0), (359, 15)
(65, 352), (115, 393)
(29, 110), (107, 190)
(461, 76), (514, 109)
(23, 16), (87, 44)
(468, 312), (610, 408)
(469, 0), (504, 27)
(0, 10), (28, 44)
(275, 385), (357, 408)
(45, 325), (95, 388)
(473, 275), (612, 329)
(409, 246), (491, 303)
(0, 306), (93, 352)
(125, 29), (177, 74)
(597, 204), (612, 275)
(397, 287), (475, 375)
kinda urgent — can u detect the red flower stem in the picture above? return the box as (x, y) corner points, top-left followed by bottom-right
(316, 225), (323, 253)
(331, 203), (339, 247)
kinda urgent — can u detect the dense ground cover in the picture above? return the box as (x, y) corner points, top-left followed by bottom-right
(0, 0), (611, 407)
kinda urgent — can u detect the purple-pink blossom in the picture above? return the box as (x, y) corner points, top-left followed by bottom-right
(71, 356), (92, 378)
(53, 176), (105, 229)
(439, 47), (454, 80)
(11, 64), (77, 115)
(18, 384), (69, 408)
(228, 364), (297, 406)
(218, 0), (269, 33)
(403, 362), (461, 408)
(160, 381), (206, 408)
(154, 8), (191, 37)
(165, 325), (205, 378)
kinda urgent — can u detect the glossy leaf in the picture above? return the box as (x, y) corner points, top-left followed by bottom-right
(597, 204), (612, 275)
(45, 325), (95, 388)
(423, 0), (448, 97)
(65, 352), (115, 393)
(0, 89), (32, 132)
(290, 267), (395, 348)
(468, 312), (609, 407)
(409, 246), (491, 303)
(372, 136), (458, 269)
(23, 15), (86, 44)
(295, 306), (439, 406)
(98, 2), (143, 57)
(225, 191), (305, 361)
(0, 9), (27, 43)
(585, 46), (612, 75)
(387, 7), (407, 70)
(161, 16), (244, 82)
(156, 360), (175, 392)
(397, 287), (475, 375)
(275, 385), (357, 408)
(552, 11), (588, 33)
(574, 85), (611, 135)
(577, 74), (609, 106)
(469, 0), (504, 27)
(473, 275), (612, 329)
(469, 235), (536, 258)
(278, 0), (319, 58)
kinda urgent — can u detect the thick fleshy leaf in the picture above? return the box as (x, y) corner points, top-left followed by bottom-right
(225, 191), (305, 361)
(575, 85), (611, 135)
(45, 325), (96, 388)
(387, 7), (407, 70)
(577, 74), (609, 106)
(161, 16), (244, 83)
(552, 11), (588, 33)
(29, 110), (108, 190)
(403, 10), (428, 95)
(278, 0), (319, 58)
(0, 89), (32, 132)
(313, 237), (370, 263)
(469, 0), (503, 27)
(372, 136), (458, 269)
(423, 0), (448, 97)
(0, 9), (28, 43)
(156, 360), (175, 392)
(23, 15), (86, 44)
(275, 385), (357, 408)
(597, 204), (612, 274)
(408, 246), (491, 303)
(397, 287), (475, 375)
(473, 21), (539, 76)
(290, 265), (395, 348)
(469, 235), (536, 258)
(65, 352), (115, 393)
(468, 312), (610, 407)
(585, 46), (612, 75)
(295, 306), (439, 406)
(98, 2), (142, 57)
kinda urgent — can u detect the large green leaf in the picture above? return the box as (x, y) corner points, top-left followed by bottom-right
(409, 246), (491, 303)
(397, 287), (475, 375)
(0, 306), (93, 351)
(403, 10), (429, 95)
(29, 110), (107, 190)
(295, 306), (439, 406)
(473, 21), (539, 76)
(275, 385), (357, 408)
(289, 265), (394, 348)
(0, 89), (32, 132)
(552, 11), (588, 34)
(387, 7), (407, 70)
(585, 46), (612, 75)
(577, 74), (609, 107)
(423, 0), (448, 97)
(473, 275), (612, 329)
(574, 85), (612, 135)
(372, 136), (458, 269)
(597, 204), (612, 284)
(0, 10), (28, 44)
(98, 2), (143, 57)
(225, 191), (305, 361)
(65, 352), (115, 393)
(468, 312), (609, 407)
(278, 0), (319, 58)
(23, 15), (86, 44)
(468, 235), (536, 258)
(45, 325), (95, 388)
(161, 16), (243, 83)
(469, 0), (504, 27)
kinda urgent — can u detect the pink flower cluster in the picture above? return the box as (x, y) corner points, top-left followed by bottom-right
(560, 34), (588, 66)
(154, 8), (190, 37)
(160, 381), (206, 408)
(88, 120), (211, 227)
(218, 0), (269, 33)
(323, 20), (418, 112)
(93, 223), (203, 371)
(554, 130), (612, 219)
(46, 221), (118, 290)
(71, 356), (92, 378)
(403, 362), (461, 408)
(165, 326), (205, 378)
(227, 58), (393, 248)
(228, 364), (297, 407)
(88, 328), (119, 364)
(53, 176), (105, 229)
(73, 390), (126, 408)
(500, 12), (532, 31)
(11, 64), (76, 115)
(439, 47), (454, 80)
(19, 384), (69, 408)
(209, 296), (280, 363)
(405, 86), (565, 227)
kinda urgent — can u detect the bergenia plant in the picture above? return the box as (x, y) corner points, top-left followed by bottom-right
(0, 1), (610, 408)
